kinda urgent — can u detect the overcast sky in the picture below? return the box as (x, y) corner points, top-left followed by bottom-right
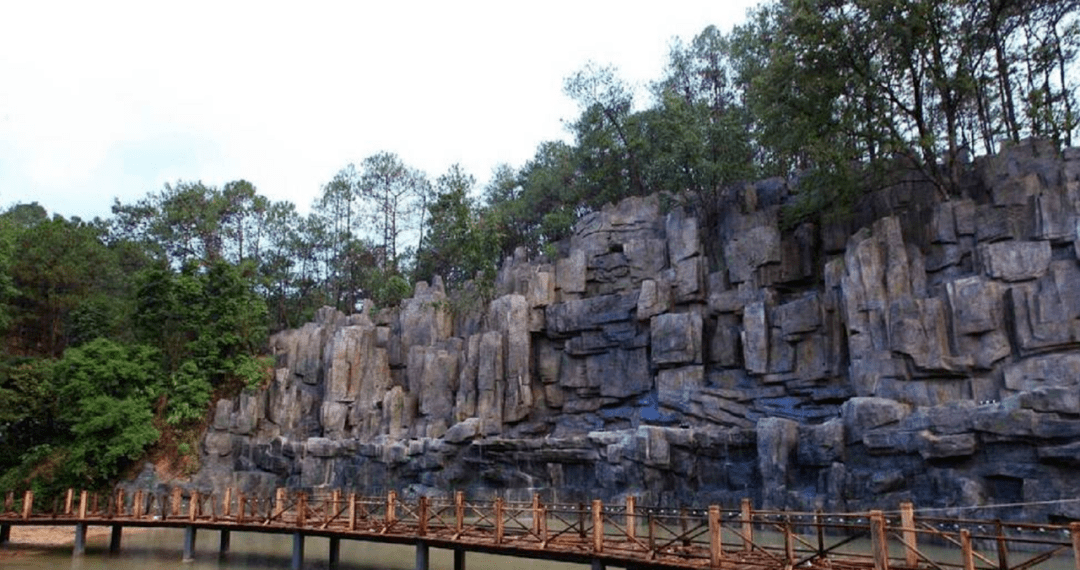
(0, 1), (758, 221)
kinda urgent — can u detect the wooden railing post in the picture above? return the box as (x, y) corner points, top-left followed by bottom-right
(578, 503), (586, 539)
(65, 488), (74, 515)
(1069, 522), (1080, 570)
(709, 505), (722, 569)
(901, 502), (918, 567)
(418, 496), (429, 536)
(961, 529), (976, 570)
(455, 491), (464, 533)
(593, 499), (603, 553)
(626, 496), (636, 543)
(189, 490), (199, 521)
(995, 520), (1009, 570)
(540, 505), (549, 547)
(237, 492), (246, 524)
(223, 487), (232, 518)
(386, 490), (397, 526)
(133, 490), (144, 519)
(648, 512), (656, 556)
(495, 497), (505, 545)
(870, 510), (890, 570)
(532, 493), (541, 536)
(275, 487), (287, 519)
(296, 492), (307, 528)
(4, 491), (13, 513)
(21, 490), (33, 520)
(784, 515), (795, 566)
(681, 507), (691, 547)
(816, 509), (825, 558)
(115, 489), (125, 517)
(741, 498), (753, 551)
(171, 487), (182, 517)
(348, 492), (357, 531)
(79, 490), (88, 520)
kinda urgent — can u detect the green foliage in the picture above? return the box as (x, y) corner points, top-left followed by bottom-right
(413, 164), (501, 289)
(65, 395), (159, 482)
(232, 354), (273, 392)
(48, 338), (164, 487)
(166, 361), (213, 425)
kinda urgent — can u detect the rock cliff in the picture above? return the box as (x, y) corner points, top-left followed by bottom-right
(199, 140), (1080, 521)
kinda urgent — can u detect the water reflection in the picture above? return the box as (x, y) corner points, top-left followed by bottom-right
(1, 527), (582, 570)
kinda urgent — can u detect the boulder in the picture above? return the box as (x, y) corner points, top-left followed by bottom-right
(841, 398), (911, 443)
(978, 241), (1052, 282)
(651, 312), (703, 366)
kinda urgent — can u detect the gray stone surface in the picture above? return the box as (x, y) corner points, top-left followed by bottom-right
(191, 144), (1080, 520)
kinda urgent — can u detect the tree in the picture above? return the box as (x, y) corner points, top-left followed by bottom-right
(564, 62), (645, 202)
(356, 152), (430, 273)
(53, 338), (164, 486)
(6, 212), (114, 356)
(413, 164), (500, 289)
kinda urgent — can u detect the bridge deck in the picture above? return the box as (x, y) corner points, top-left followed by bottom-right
(1, 488), (1077, 570)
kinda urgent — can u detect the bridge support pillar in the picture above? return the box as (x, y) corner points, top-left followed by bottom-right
(182, 526), (197, 562)
(415, 540), (429, 570)
(219, 529), (230, 555)
(0, 524), (10, 544)
(453, 546), (465, 570)
(328, 536), (340, 569)
(110, 524), (122, 553)
(590, 558), (605, 570)
(73, 522), (87, 556)
(291, 531), (305, 570)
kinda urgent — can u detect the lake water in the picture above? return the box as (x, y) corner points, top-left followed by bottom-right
(1, 527), (584, 570)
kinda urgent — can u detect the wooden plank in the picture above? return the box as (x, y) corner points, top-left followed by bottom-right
(901, 502), (918, 567)
(133, 490), (143, 519)
(495, 497), (505, 545)
(996, 520), (1009, 570)
(784, 516), (794, 565)
(349, 492), (357, 531)
(455, 491), (464, 533)
(540, 505), (549, 548)
(626, 496), (636, 543)
(419, 496), (429, 536)
(296, 492), (307, 528)
(189, 490), (199, 521)
(870, 510), (890, 570)
(65, 488), (74, 515)
(21, 490), (32, 520)
(533, 494), (541, 535)
(223, 487), (232, 518)
(741, 498), (753, 551)
(387, 490), (397, 525)
(593, 499), (603, 553)
(172, 487), (182, 517)
(709, 505), (722, 569)
(276, 487), (287, 519)
(962, 529), (976, 570)
(78, 490), (88, 520)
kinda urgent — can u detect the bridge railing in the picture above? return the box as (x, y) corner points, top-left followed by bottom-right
(5, 487), (1080, 570)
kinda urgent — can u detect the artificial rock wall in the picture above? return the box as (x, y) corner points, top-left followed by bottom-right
(199, 140), (1080, 521)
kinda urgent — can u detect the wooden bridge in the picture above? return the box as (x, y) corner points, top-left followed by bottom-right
(1, 488), (1079, 570)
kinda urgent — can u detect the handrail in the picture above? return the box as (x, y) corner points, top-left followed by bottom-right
(2, 488), (1079, 570)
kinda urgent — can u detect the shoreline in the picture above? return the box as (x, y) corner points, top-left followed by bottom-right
(0, 525), (147, 559)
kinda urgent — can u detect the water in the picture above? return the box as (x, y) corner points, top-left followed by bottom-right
(1, 527), (583, 570)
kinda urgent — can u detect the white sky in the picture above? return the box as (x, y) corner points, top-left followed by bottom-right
(0, 1), (758, 221)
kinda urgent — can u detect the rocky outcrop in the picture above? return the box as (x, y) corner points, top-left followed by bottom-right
(198, 140), (1080, 521)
